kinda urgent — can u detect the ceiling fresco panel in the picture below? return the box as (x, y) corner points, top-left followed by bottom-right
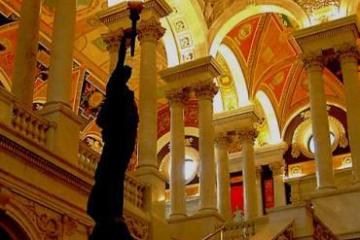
(252, 14), (297, 88)
(227, 15), (262, 65)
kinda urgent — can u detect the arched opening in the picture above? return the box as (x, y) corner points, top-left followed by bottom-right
(256, 91), (281, 144)
(218, 44), (249, 107)
(0, 211), (31, 240)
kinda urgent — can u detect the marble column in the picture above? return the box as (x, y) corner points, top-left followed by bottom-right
(304, 56), (335, 190)
(46, 0), (76, 107)
(338, 45), (360, 183)
(215, 132), (232, 221)
(137, 18), (165, 171)
(270, 162), (286, 207)
(11, 0), (41, 106)
(166, 88), (189, 219)
(40, 0), (80, 163)
(238, 128), (258, 220)
(255, 167), (263, 216)
(195, 82), (218, 213)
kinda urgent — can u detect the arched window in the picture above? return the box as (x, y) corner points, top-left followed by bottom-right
(308, 132), (335, 154)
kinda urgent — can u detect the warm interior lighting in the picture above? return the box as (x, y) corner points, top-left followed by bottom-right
(256, 91), (281, 144)
(108, 0), (143, 7)
(219, 44), (249, 107)
(311, 5), (341, 24)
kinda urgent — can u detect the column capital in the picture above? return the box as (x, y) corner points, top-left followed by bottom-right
(165, 88), (190, 107)
(101, 30), (124, 53)
(237, 128), (258, 144)
(301, 53), (324, 70)
(215, 132), (231, 149)
(138, 17), (165, 43)
(255, 166), (262, 178)
(194, 82), (219, 101)
(337, 43), (360, 62)
(270, 161), (284, 176)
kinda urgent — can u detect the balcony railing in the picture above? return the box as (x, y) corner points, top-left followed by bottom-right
(78, 142), (149, 211)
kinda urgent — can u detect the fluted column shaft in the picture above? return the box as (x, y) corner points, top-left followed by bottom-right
(338, 46), (360, 183)
(46, 0), (76, 107)
(239, 129), (258, 220)
(304, 56), (335, 190)
(167, 89), (188, 219)
(137, 18), (165, 170)
(270, 162), (286, 207)
(215, 133), (232, 221)
(11, 0), (41, 105)
(195, 83), (218, 213)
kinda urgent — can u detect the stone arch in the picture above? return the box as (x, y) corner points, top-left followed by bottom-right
(217, 44), (249, 108)
(209, 1), (309, 56)
(255, 90), (281, 144)
(281, 101), (346, 140)
(0, 210), (34, 240)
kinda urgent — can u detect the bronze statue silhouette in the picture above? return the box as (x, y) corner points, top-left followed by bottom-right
(87, 31), (139, 240)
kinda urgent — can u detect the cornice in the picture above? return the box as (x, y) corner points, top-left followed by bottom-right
(294, 15), (360, 52)
(160, 56), (223, 89)
(0, 134), (92, 194)
(97, 0), (172, 27)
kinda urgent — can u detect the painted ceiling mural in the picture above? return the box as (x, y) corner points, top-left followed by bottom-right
(0, 0), (354, 156)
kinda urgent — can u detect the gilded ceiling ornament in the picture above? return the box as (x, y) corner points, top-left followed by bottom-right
(293, 0), (340, 13)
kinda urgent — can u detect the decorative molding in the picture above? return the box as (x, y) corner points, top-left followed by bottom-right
(138, 17), (166, 42)
(214, 132), (231, 149)
(194, 82), (219, 101)
(165, 87), (190, 106)
(0, 134), (92, 193)
(237, 128), (258, 144)
(101, 30), (124, 52)
(123, 211), (150, 240)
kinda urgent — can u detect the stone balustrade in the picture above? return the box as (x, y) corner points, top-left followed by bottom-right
(11, 103), (53, 146)
(78, 142), (100, 174)
(124, 173), (150, 210)
(78, 142), (149, 210)
(221, 221), (255, 240)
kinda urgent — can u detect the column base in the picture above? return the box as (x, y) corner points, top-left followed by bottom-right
(196, 207), (218, 216)
(168, 213), (187, 221)
(316, 185), (337, 192)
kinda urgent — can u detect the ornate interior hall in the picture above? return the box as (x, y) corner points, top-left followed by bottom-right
(0, 0), (360, 239)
